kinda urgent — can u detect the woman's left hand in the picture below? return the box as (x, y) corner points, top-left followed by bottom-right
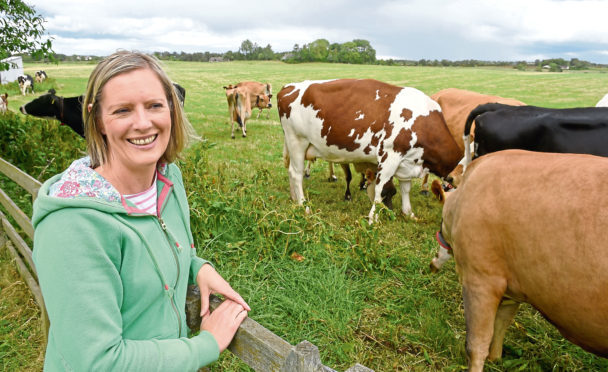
(196, 263), (251, 320)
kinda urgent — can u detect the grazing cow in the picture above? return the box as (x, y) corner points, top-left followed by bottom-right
(20, 83), (186, 138)
(18, 74), (35, 96)
(462, 103), (608, 168)
(429, 88), (525, 188)
(596, 93), (608, 107)
(0, 93), (7, 114)
(278, 79), (461, 222)
(431, 150), (608, 371)
(35, 70), (47, 83)
(20, 89), (85, 137)
(223, 84), (271, 138)
(236, 81), (273, 119)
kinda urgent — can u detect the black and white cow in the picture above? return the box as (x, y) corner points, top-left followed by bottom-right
(35, 70), (48, 83)
(18, 74), (34, 96)
(19, 83), (186, 138)
(20, 89), (86, 137)
(462, 103), (608, 169)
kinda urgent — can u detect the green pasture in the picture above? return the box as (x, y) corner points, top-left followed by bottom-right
(1, 61), (608, 371)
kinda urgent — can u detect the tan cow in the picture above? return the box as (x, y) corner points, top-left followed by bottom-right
(231, 81), (273, 119)
(223, 84), (271, 138)
(426, 88), (525, 188)
(432, 149), (608, 371)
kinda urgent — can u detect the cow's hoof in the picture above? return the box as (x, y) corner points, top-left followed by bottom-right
(420, 190), (429, 196)
(344, 194), (352, 201)
(429, 261), (440, 273)
(304, 173), (310, 179)
(328, 176), (338, 182)
(231, 135), (235, 139)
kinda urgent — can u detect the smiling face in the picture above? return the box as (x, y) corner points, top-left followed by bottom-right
(97, 68), (171, 178)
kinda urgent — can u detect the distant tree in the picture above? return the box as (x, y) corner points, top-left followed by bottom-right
(308, 39), (329, 61)
(0, 0), (54, 70)
(549, 62), (562, 72)
(239, 39), (254, 59)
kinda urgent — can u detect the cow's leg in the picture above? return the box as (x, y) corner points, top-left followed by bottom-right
(285, 139), (308, 204)
(420, 172), (429, 195)
(256, 108), (261, 119)
(367, 171), (392, 224)
(358, 173), (367, 190)
(430, 246), (452, 273)
(399, 180), (415, 219)
(488, 300), (520, 361)
(328, 162), (337, 182)
(462, 282), (504, 372)
(242, 119), (247, 137)
(341, 164), (352, 201)
(304, 160), (312, 178)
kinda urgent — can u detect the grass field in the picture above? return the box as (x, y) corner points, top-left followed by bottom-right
(2, 60), (608, 371)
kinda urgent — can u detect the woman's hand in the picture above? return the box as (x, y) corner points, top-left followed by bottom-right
(200, 299), (248, 352)
(196, 263), (250, 320)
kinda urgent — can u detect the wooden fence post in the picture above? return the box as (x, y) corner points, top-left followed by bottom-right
(280, 340), (336, 372)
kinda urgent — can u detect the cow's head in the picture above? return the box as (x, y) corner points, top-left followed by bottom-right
(20, 89), (60, 118)
(255, 93), (272, 109)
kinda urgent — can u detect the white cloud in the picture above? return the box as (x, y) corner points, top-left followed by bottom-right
(27, 0), (608, 62)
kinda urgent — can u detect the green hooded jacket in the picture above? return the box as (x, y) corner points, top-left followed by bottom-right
(32, 157), (220, 371)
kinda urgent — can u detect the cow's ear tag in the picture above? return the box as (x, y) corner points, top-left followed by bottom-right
(51, 99), (54, 105)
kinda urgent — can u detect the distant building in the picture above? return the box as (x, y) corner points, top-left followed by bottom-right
(0, 56), (24, 84)
(209, 57), (225, 62)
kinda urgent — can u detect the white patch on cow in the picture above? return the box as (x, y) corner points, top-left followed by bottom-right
(375, 90), (380, 100)
(355, 111), (365, 120)
(348, 129), (355, 137)
(431, 246), (453, 271)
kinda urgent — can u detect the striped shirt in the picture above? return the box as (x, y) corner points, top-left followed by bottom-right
(124, 178), (157, 216)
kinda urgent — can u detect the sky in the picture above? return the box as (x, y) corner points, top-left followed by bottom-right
(26, 0), (608, 64)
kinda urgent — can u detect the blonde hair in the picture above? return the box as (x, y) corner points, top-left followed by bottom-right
(83, 50), (198, 167)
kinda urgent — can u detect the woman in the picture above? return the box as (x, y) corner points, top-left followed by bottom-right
(32, 51), (249, 371)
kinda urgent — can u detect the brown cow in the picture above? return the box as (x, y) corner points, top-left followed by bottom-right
(425, 88), (525, 188)
(432, 149), (608, 371)
(223, 84), (271, 138)
(230, 81), (273, 119)
(278, 79), (461, 222)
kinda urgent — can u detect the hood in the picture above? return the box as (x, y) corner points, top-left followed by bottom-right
(32, 157), (169, 229)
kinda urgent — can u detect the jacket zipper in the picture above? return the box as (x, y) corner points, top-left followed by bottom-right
(158, 215), (183, 338)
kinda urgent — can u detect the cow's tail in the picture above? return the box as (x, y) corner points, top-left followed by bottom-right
(235, 92), (243, 128)
(463, 103), (507, 170)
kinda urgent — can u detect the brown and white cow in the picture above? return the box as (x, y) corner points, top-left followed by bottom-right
(278, 79), (461, 222)
(428, 88), (525, 188)
(432, 149), (608, 371)
(227, 81), (273, 119)
(223, 84), (271, 138)
(0, 93), (8, 114)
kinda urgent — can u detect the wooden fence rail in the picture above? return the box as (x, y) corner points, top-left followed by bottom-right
(0, 156), (373, 372)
